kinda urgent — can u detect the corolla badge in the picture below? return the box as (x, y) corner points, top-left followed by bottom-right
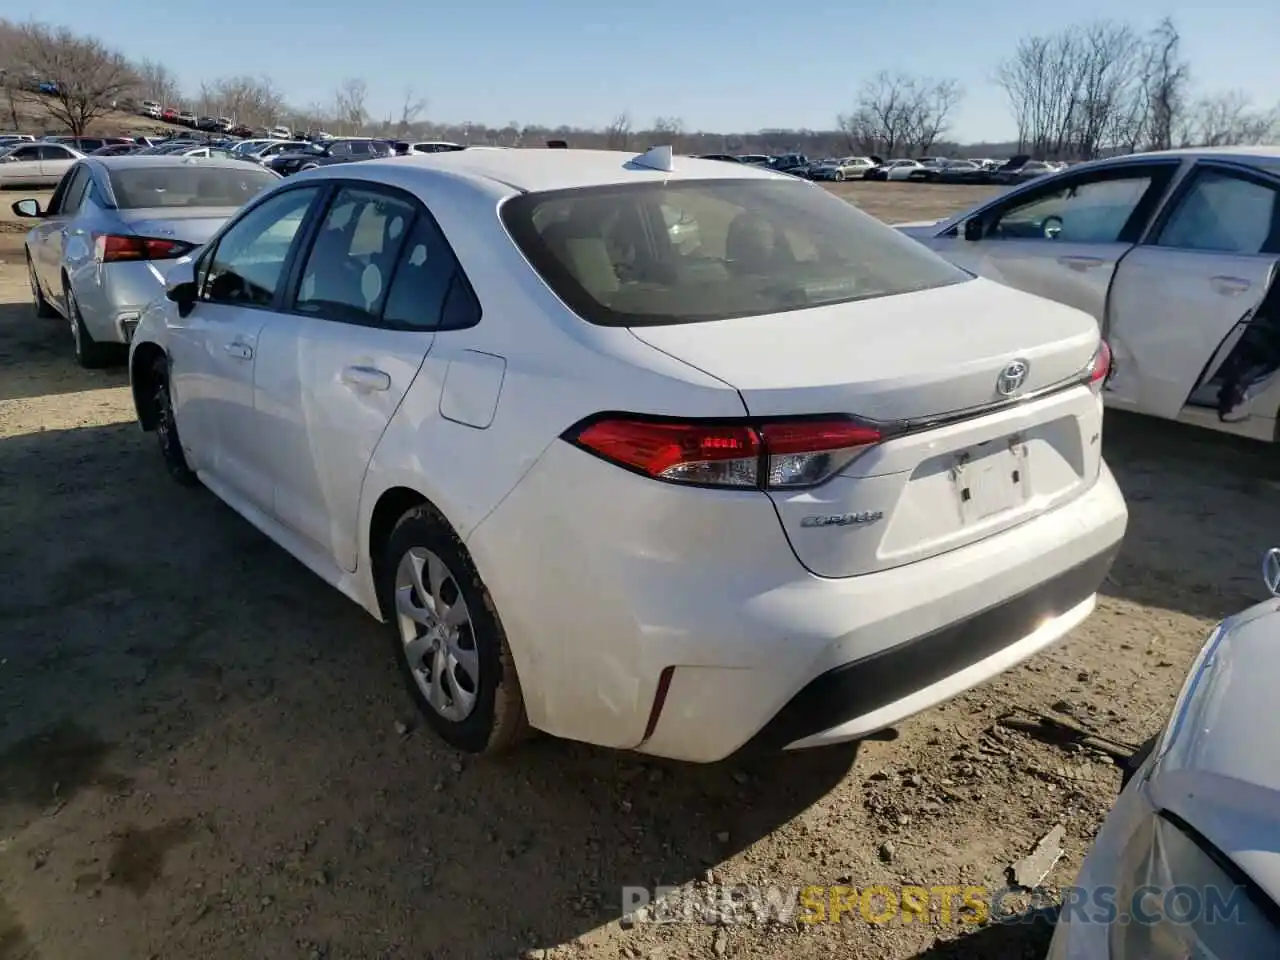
(800, 511), (884, 528)
(996, 359), (1030, 397)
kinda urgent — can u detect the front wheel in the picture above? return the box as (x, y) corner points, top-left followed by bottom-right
(382, 507), (530, 754)
(152, 358), (200, 487)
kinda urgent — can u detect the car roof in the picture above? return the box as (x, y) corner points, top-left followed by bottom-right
(362, 147), (788, 193)
(1150, 598), (1280, 905)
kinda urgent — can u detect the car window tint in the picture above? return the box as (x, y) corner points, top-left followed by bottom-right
(203, 186), (319, 307)
(39, 145), (70, 160)
(1156, 170), (1280, 255)
(992, 175), (1153, 243)
(294, 187), (416, 323)
(10, 145), (39, 160)
(381, 213), (467, 330)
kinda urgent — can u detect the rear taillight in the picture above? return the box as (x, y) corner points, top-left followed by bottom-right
(95, 234), (195, 263)
(1083, 340), (1112, 394)
(567, 415), (882, 490)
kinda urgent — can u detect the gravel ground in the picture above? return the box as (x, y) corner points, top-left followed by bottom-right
(2, 182), (1278, 960)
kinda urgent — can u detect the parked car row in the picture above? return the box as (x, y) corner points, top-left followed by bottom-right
(696, 151), (1068, 185)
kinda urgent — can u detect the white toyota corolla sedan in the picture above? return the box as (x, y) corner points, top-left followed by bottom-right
(127, 146), (1128, 761)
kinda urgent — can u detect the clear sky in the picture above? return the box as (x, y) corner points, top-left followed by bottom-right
(10, 0), (1280, 142)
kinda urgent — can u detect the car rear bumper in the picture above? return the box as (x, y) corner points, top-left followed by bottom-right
(76, 261), (169, 344)
(467, 440), (1127, 763)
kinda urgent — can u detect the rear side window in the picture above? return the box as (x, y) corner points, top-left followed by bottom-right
(500, 178), (969, 326)
(381, 214), (468, 330)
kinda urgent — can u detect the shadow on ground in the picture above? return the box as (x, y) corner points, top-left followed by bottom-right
(0, 419), (860, 958)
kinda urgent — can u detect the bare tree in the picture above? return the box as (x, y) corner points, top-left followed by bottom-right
(331, 78), (369, 135)
(904, 78), (963, 154)
(997, 21), (1147, 160)
(1141, 17), (1190, 151)
(604, 112), (631, 150)
(1181, 91), (1278, 147)
(7, 21), (137, 135)
(135, 58), (181, 107)
(397, 86), (426, 137)
(841, 71), (963, 158)
(651, 115), (684, 150)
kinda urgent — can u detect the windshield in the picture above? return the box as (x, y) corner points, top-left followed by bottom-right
(501, 178), (970, 326)
(107, 165), (280, 209)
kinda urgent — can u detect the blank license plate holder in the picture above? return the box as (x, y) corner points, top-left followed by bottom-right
(954, 441), (1030, 524)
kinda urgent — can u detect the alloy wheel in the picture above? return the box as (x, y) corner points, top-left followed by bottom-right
(394, 547), (479, 722)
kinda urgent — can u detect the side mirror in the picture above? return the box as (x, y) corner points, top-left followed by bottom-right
(11, 198), (42, 218)
(962, 217), (984, 242)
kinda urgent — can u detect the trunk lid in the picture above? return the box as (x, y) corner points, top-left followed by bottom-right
(629, 277), (1098, 422)
(116, 206), (236, 247)
(629, 277), (1105, 578)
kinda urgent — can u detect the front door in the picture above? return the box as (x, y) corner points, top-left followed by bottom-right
(30, 164), (90, 301)
(252, 183), (463, 571)
(1105, 163), (1280, 420)
(167, 184), (324, 509)
(927, 161), (1181, 325)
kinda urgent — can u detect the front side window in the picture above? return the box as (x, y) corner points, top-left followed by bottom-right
(201, 186), (319, 307)
(294, 186), (417, 323)
(1156, 169), (1280, 255)
(991, 173), (1154, 243)
(9, 145), (39, 161)
(500, 178), (969, 326)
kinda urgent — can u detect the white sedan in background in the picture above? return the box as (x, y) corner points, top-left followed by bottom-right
(0, 140), (83, 187)
(17, 155), (280, 366)
(128, 146), (1125, 762)
(898, 146), (1280, 442)
(1048, 549), (1280, 958)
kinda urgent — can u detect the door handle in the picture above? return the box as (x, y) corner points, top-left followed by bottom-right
(1056, 255), (1106, 271)
(340, 365), (391, 392)
(224, 341), (253, 360)
(1210, 275), (1252, 296)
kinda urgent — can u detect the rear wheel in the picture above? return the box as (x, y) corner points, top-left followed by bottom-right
(66, 283), (118, 369)
(382, 506), (530, 754)
(27, 253), (57, 318)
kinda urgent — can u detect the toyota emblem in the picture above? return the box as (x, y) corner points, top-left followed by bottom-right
(996, 359), (1030, 397)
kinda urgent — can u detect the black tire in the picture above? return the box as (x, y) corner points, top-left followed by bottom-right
(1120, 735), (1158, 789)
(152, 357), (200, 487)
(66, 283), (120, 369)
(27, 253), (57, 318)
(382, 506), (530, 754)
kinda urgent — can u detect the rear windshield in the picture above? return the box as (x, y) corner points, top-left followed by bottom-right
(108, 165), (279, 209)
(500, 178), (969, 326)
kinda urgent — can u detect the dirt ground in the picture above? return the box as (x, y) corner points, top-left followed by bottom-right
(3, 181), (1279, 960)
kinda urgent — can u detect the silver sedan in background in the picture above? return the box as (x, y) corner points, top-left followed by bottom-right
(14, 155), (280, 367)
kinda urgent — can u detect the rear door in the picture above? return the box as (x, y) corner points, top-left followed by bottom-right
(924, 160), (1181, 325)
(1105, 161), (1280, 419)
(37, 144), (78, 185)
(252, 182), (469, 571)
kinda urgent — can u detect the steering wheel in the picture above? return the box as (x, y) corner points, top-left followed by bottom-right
(1042, 216), (1064, 240)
